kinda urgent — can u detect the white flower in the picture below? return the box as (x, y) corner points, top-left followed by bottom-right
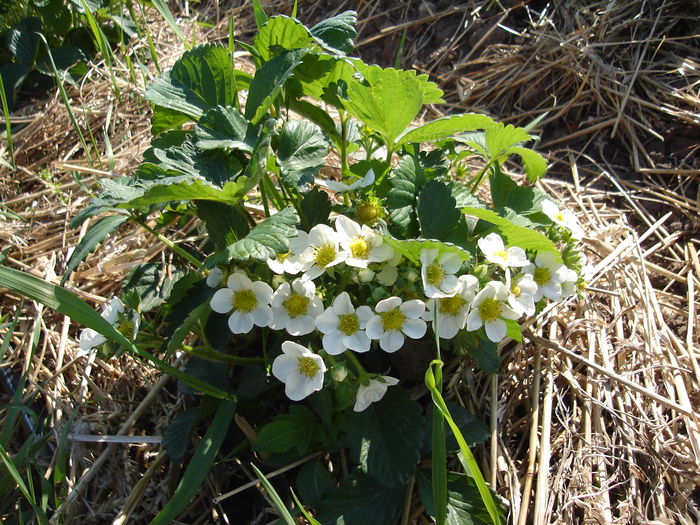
(270, 277), (324, 336)
(206, 267), (224, 288)
(266, 231), (307, 275)
(335, 215), (394, 268)
(420, 249), (462, 298)
(559, 266), (579, 298)
(325, 169), (375, 192)
(210, 272), (273, 334)
(541, 200), (583, 240)
(353, 375), (399, 412)
(376, 250), (402, 287)
(524, 252), (565, 301)
(315, 292), (374, 354)
(300, 224), (347, 279)
(466, 281), (520, 343)
(423, 274), (479, 339)
(79, 297), (139, 353)
(272, 341), (326, 401)
(477, 233), (528, 269)
(508, 273), (538, 316)
(366, 297), (427, 352)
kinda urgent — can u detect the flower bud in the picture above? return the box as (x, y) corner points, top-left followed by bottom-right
(357, 268), (375, 283)
(404, 269), (419, 283)
(271, 274), (287, 289)
(330, 363), (349, 382)
(355, 197), (384, 226)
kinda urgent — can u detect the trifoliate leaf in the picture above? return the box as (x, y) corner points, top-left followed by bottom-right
(315, 473), (404, 525)
(310, 10), (357, 54)
(245, 48), (309, 125)
(417, 180), (461, 241)
(395, 113), (495, 148)
(462, 206), (561, 261)
(145, 44), (238, 129)
(346, 387), (424, 487)
(254, 15), (312, 61)
(194, 105), (259, 153)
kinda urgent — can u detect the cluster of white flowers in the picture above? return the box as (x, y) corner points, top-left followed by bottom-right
(206, 213), (581, 408)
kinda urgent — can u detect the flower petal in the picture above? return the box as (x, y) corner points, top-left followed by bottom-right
(228, 311), (253, 334)
(402, 318), (427, 339)
(210, 289), (234, 313)
(344, 332), (371, 353)
(400, 299), (425, 319)
(365, 316), (384, 339)
(322, 333), (346, 355)
(375, 296), (401, 313)
(380, 331), (404, 352)
(485, 319), (507, 343)
(315, 308), (339, 334)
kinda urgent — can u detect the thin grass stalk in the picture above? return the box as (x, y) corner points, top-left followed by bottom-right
(78, 0), (122, 102)
(0, 444), (49, 525)
(0, 73), (15, 170)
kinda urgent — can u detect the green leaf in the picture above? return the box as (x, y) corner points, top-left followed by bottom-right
(194, 105), (259, 153)
(0, 266), (229, 399)
(179, 356), (235, 396)
(287, 98), (341, 145)
(484, 123), (531, 160)
(118, 178), (250, 208)
(122, 262), (184, 312)
(310, 10), (357, 53)
(346, 387), (424, 487)
(5, 18), (41, 64)
(505, 319), (522, 342)
(217, 207), (300, 263)
(245, 48), (309, 125)
(251, 0), (268, 29)
(0, 63), (31, 109)
(150, 399), (237, 525)
(507, 146), (547, 182)
(145, 44), (237, 129)
(60, 214), (128, 285)
(36, 46), (88, 84)
(385, 154), (426, 238)
(383, 237), (472, 266)
(300, 187), (331, 228)
(195, 201), (251, 250)
(462, 206), (561, 261)
(162, 408), (198, 461)
(396, 113), (495, 148)
(275, 119), (329, 187)
(254, 16), (312, 61)
(466, 337), (500, 374)
(316, 473), (404, 525)
(447, 181), (487, 209)
(296, 458), (334, 509)
(253, 418), (311, 455)
(34, 0), (71, 44)
(417, 180), (461, 241)
(343, 64), (425, 145)
(417, 470), (502, 525)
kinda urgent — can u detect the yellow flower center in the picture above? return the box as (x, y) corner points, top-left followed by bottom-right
(233, 289), (257, 312)
(494, 250), (508, 260)
(349, 237), (370, 259)
(380, 308), (406, 331)
(314, 244), (337, 267)
(298, 356), (320, 378)
(425, 262), (444, 286)
(117, 319), (135, 339)
(439, 296), (465, 316)
(283, 294), (309, 318)
(510, 284), (521, 297)
(478, 297), (502, 322)
(276, 251), (291, 262)
(555, 212), (565, 222)
(338, 313), (360, 335)
(533, 267), (551, 286)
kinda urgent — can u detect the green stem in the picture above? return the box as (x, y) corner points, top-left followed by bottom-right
(344, 351), (369, 382)
(133, 216), (201, 268)
(182, 344), (265, 366)
(468, 161), (494, 194)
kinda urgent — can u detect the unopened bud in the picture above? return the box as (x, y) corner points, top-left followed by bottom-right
(330, 363), (349, 382)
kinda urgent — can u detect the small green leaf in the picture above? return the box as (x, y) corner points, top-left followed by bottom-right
(300, 187), (331, 227)
(385, 154), (426, 237)
(484, 123), (531, 160)
(396, 113), (495, 148)
(151, 399), (237, 525)
(122, 262), (184, 312)
(245, 48), (309, 125)
(346, 387), (424, 487)
(296, 459), (334, 509)
(275, 119), (329, 187)
(253, 419), (311, 454)
(163, 408), (198, 461)
(505, 319), (522, 342)
(508, 146), (547, 182)
(254, 16), (312, 61)
(212, 207), (300, 264)
(466, 338), (500, 374)
(417, 180), (461, 241)
(251, 0), (268, 29)
(462, 206), (561, 261)
(61, 214), (128, 285)
(310, 10), (357, 53)
(316, 473), (404, 525)
(194, 105), (259, 152)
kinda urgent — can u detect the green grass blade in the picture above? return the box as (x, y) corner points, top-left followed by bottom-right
(0, 72), (15, 170)
(0, 444), (49, 525)
(77, 0), (121, 101)
(252, 0), (268, 29)
(425, 360), (503, 525)
(37, 36), (94, 167)
(0, 265), (230, 399)
(251, 464), (296, 525)
(150, 0), (189, 49)
(150, 399), (237, 525)
(291, 488), (321, 525)
(0, 299), (22, 362)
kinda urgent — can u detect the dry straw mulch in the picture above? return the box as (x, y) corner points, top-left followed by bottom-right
(0, 1), (698, 523)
